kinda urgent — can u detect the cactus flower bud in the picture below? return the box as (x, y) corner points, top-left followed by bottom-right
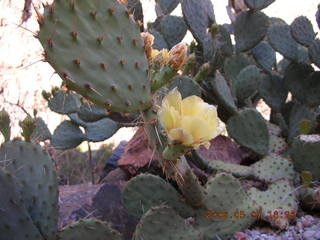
(158, 88), (225, 149)
(141, 32), (155, 60)
(168, 43), (188, 71)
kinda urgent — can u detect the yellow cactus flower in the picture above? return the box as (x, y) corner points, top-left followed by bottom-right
(168, 43), (188, 70)
(151, 49), (169, 65)
(158, 88), (225, 149)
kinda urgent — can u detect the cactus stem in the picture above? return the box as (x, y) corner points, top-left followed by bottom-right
(70, 31), (77, 40)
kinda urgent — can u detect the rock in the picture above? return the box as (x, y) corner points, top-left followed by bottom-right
(303, 230), (316, 239)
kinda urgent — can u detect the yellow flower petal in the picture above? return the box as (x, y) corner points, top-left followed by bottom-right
(168, 128), (193, 145)
(181, 116), (212, 144)
(158, 106), (180, 130)
(181, 95), (206, 116)
(162, 88), (182, 113)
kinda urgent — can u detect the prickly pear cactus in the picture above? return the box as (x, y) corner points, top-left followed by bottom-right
(0, 141), (58, 240)
(38, 0), (152, 112)
(58, 219), (122, 240)
(0, 169), (43, 240)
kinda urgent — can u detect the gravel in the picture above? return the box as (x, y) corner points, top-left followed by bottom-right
(232, 215), (320, 240)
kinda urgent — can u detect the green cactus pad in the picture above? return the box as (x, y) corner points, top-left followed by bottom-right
(0, 109), (10, 141)
(51, 120), (85, 150)
(268, 23), (298, 61)
(223, 53), (251, 86)
(234, 65), (261, 102)
(251, 41), (276, 72)
(290, 16), (315, 47)
(68, 113), (87, 127)
(283, 63), (315, 106)
(268, 134), (287, 155)
(288, 103), (315, 143)
(247, 179), (298, 228)
(78, 103), (108, 122)
(227, 108), (269, 155)
(291, 134), (320, 180)
(155, 15), (187, 48)
(38, 0), (151, 113)
(0, 169), (43, 240)
(148, 29), (168, 50)
(252, 155), (295, 182)
(234, 10), (269, 52)
(210, 72), (238, 116)
(308, 39), (320, 68)
(297, 45), (311, 65)
(59, 219), (122, 240)
(244, 0), (275, 10)
(168, 75), (201, 98)
(48, 90), (80, 114)
(259, 73), (288, 112)
(195, 173), (259, 240)
(298, 187), (320, 210)
(0, 141), (58, 239)
(277, 58), (290, 75)
(214, 25), (233, 58)
(122, 173), (194, 218)
(134, 206), (202, 240)
(84, 118), (120, 142)
(155, 0), (180, 15)
(179, 167), (205, 208)
(181, 0), (215, 44)
(31, 117), (52, 142)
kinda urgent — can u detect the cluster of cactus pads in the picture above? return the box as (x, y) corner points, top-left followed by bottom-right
(2, 0), (320, 239)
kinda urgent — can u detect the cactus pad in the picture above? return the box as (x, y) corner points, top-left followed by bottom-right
(234, 65), (261, 102)
(181, 0), (215, 44)
(244, 0), (275, 10)
(247, 179), (298, 228)
(234, 10), (269, 52)
(227, 108), (269, 155)
(134, 206), (202, 240)
(84, 118), (120, 142)
(122, 173), (194, 218)
(308, 39), (320, 68)
(290, 16), (315, 47)
(251, 41), (276, 72)
(0, 109), (10, 141)
(38, 0), (151, 113)
(0, 169), (43, 240)
(51, 120), (85, 150)
(268, 23), (298, 61)
(48, 90), (80, 114)
(195, 173), (259, 240)
(0, 141), (58, 239)
(59, 219), (122, 240)
(155, 0), (180, 15)
(259, 73), (287, 112)
(252, 155), (295, 182)
(168, 75), (201, 98)
(291, 134), (320, 180)
(78, 103), (108, 122)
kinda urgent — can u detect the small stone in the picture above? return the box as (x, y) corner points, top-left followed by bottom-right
(233, 232), (247, 240)
(302, 216), (313, 227)
(296, 221), (303, 229)
(303, 230), (316, 239)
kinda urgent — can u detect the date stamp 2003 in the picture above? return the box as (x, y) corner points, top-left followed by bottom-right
(204, 209), (296, 220)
